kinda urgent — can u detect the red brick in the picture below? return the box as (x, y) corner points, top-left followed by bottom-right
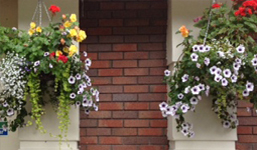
(150, 120), (167, 127)
(82, 111), (112, 119)
(113, 111), (138, 118)
(150, 35), (166, 42)
(126, 2), (150, 9)
(253, 127), (257, 134)
(113, 27), (137, 35)
(113, 145), (137, 150)
(113, 94), (137, 101)
(112, 128), (137, 136)
(99, 120), (123, 127)
(138, 76), (165, 84)
(125, 68), (149, 76)
(238, 108), (252, 116)
(238, 135), (257, 143)
(139, 94), (166, 101)
(138, 128), (163, 136)
(125, 102), (149, 110)
(237, 126), (252, 134)
(113, 77), (137, 85)
(91, 61), (111, 68)
(99, 102), (123, 111)
(87, 53), (98, 60)
(87, 28), (112, 35)
(239, 117), (257, 126)
(80, 137), (97, 144)
(87, 11), (112, 19)
(101, 2), (124, 10)
(150, 51), (166, 59)
(150, 85), (167, 93)
(83, 36), (99, 44)
(99, 52), (123, 60)
(80, 119), (97, 127)
(125, 19), (149, 26)
(138, 43), (164, 51)
(149, 137), (168, 145)
(139, 111), (163, 119)
(87, 69), (98, 76)
(236, 143), (252, 150)
(87, 128), (111, 136)
(88, 44), (112, 52)
(100, 36), (124, 43)
(91, 77), (112, 85)
(139, 146), (164, 150)
(138, 10), (165, 18)
(99, 19), (123, 26)
(80, 19), (98, 28)
(98, 86), (123, 93)
(139, 60), (166, 67)
(124, 85), (149, 93)
(138, 27), (165, 34)
(99, 94), (112, 101)
(99, 137), (123, 145)
(125, 36), (149, 43)
(113, 44), (137, 51)
(238, 101), (253, 108)
(87, 145), (111, 150)
(82, 2), (100, 10)
(124, 120), (149, 127)
(150, 2), (167, 9)
(99, 69), (123, 76)
(122, 137), (149, 145)
(150, 102), (161, 110)
(113, 60), (138, 68)
(150, 68), (166, 75)
(113, 11), (137, 18)
(124, 52), (149, 60)
(80, 128), (86, 136)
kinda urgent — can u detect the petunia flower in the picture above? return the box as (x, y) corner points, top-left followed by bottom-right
(210, 66), (217, 75)
(181, 104), (190, 113)
(198, 45), (205, 52)
(205, 45), (211, 52)
(192, 45), (199, 52)
(34, 61), (40, 67)
(196, 63), (201, 68)
(68, 76), (76, 84)
(215, 68), (222, 75)
(190, 97), (199, 105)
(243, 89), (249, 97)
(235, 58), (242, 64)
(184, 86), (191, 94)
(7, 108), (14, 116)
(166, 106), (175, 116)
(223, 121), (231, 128)
(204, 57), (210, 66)
(231, 74), (238, 83)
(164, 70), (171, 77)
(44, 52), (50, 57)
(236, 45), (245, 53)
(246, 81), (254, 92)
(191, 86), (200, 95)
(223, 69), (232, 78)
(181, 74), (189, 82)
(221, 78), (228, 86)
(177, 93), (184, 99)
(252, 58), (257, 66)
(214, 75), (222, 82)
(85, 58), (92, 67)
(83, 51), (88, 57)
(198, 84), (205, 91)
(70, 93), (76, 99)
(159, 102), (168, 111)
(49, 63), (53, 68)
(190, 53), (198, 62)
(181, 129), (189, 136)
(233, 62), (241, 71)
(75, 73), (81, 80)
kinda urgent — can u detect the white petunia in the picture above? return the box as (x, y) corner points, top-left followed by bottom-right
(161, 111), (168, 117)
(205, 45), (211, 52)
(214, 75), (222, 82)
(83, 51), (88, 57)
(215, 68), (222, 75)
(166, 106), (175, 116)
(210, 66), (217, 75)
(177, 93), (184, 99)
(190, 97), (199, 105)
(235, 58), (242, 64)
(233, 62), (241, 71)
(204, 57), (210, 66)
(75, 73), (81, 80)
(223, 121), (231, 128)
(194, 76), (200, 81)
(223, 69), (232, 78)
(164, 70), (171, 77)
(184, 86), (191, 94)
(7, 108), (14, 116)
(181, 74), (189, 82)
(243, 89), (249, 97)
(190, 53), (198, 62)
(198, 84), (205, 91)
(68, 76), (76, 84)
(217, 51), (225, 57)
(252, 58), (257, 66)
(236, 45), (245, 53)
(159, 102), (168, 111)
(49, 63), (53, 68)
(85, 58), (92, 67)
(196, 63), (201, 68)
(181, 104), (190, 113)
(191, 86), (200, 95)
(246, 82), (254, 92)
(198, 45), (205, 52)
(34, 61), (40, 67)
(221, 78), (228, 86)
(44, 52), (50, 56)
(231, 74), (238, 83)
(192, 45), (199, 52)
(70, 93), (76, 99)
(181, 129), (189, 136)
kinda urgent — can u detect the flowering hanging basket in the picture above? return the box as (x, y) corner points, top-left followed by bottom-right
(0, 5), (99, 140)
(161, 0), (257, 137)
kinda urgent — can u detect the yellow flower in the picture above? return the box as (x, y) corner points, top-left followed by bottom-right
(179, 25), (189, 38)
(70, 29), (77, 37)
(56, 50), (63, 57)
(64, 21), (72, 28)
(28, 29), (35, 36)
(63, 47), (69, 53)
(69, 45), (78, 56)
(36, 27), (42, 33)
(70, 14), (77, 22)
(77, 30), (87, 42)
(30, 22), (36, 29)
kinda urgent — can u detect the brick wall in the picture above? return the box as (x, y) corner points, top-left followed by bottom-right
(79, 0), (168, 150)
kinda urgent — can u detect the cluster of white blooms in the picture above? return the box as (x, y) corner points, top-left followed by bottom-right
(0, 52), (27, 100)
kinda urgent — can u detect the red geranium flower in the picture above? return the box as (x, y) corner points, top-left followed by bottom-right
(49, 52), (55, 59)
(58, 55), (68, 63)
(212, 4), (221, 9)
(49, 5), (61, 15)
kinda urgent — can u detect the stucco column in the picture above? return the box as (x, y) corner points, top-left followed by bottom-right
(18, 0), (79, 150)
(167, 0), (237, 149)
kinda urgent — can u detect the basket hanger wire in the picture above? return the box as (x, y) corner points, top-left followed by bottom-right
(203, 0), (217, 45)
(31, 0), (51, 26)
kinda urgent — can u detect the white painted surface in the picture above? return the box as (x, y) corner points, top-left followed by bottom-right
(18, 1), (79, 150)
(167, 1), (237, 149)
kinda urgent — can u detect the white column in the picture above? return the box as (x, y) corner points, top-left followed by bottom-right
(18, 1), (79, 150)
(167, 0), (237, 150)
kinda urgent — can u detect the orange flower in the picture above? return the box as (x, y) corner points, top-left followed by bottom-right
(179, 25), (189, 38)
